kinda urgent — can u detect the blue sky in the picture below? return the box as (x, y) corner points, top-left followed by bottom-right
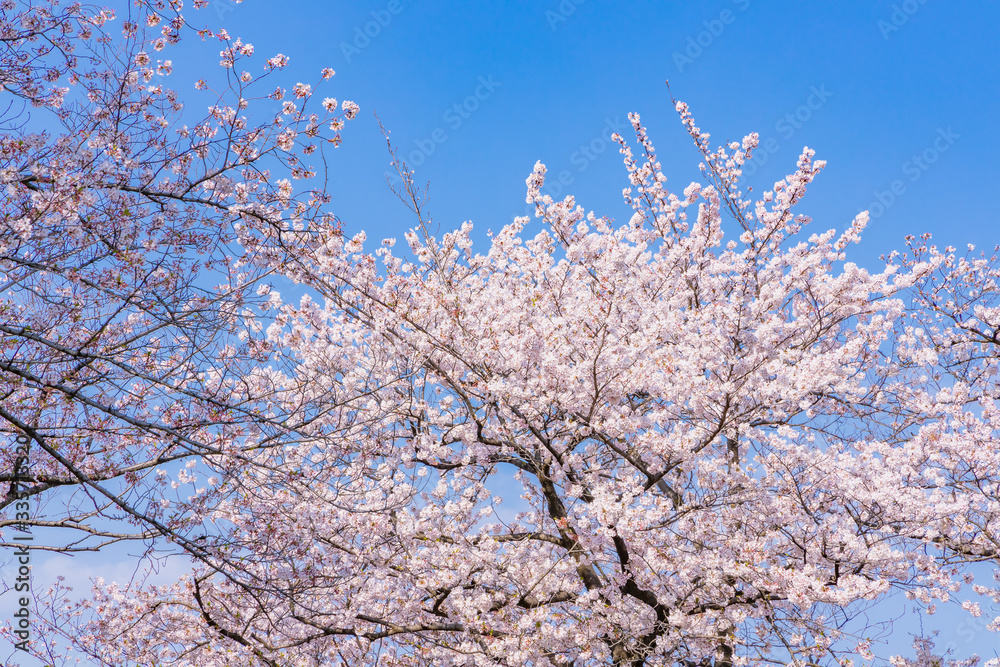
(5, 1), (1000, 664)
(204, 0), (998, 268)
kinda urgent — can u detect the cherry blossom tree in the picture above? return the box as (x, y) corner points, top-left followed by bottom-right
(3, 2), (1000, 666)
(1, 0), (356, 607)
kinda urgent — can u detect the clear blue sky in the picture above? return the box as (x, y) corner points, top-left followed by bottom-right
(6, 1), (1000, 664)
